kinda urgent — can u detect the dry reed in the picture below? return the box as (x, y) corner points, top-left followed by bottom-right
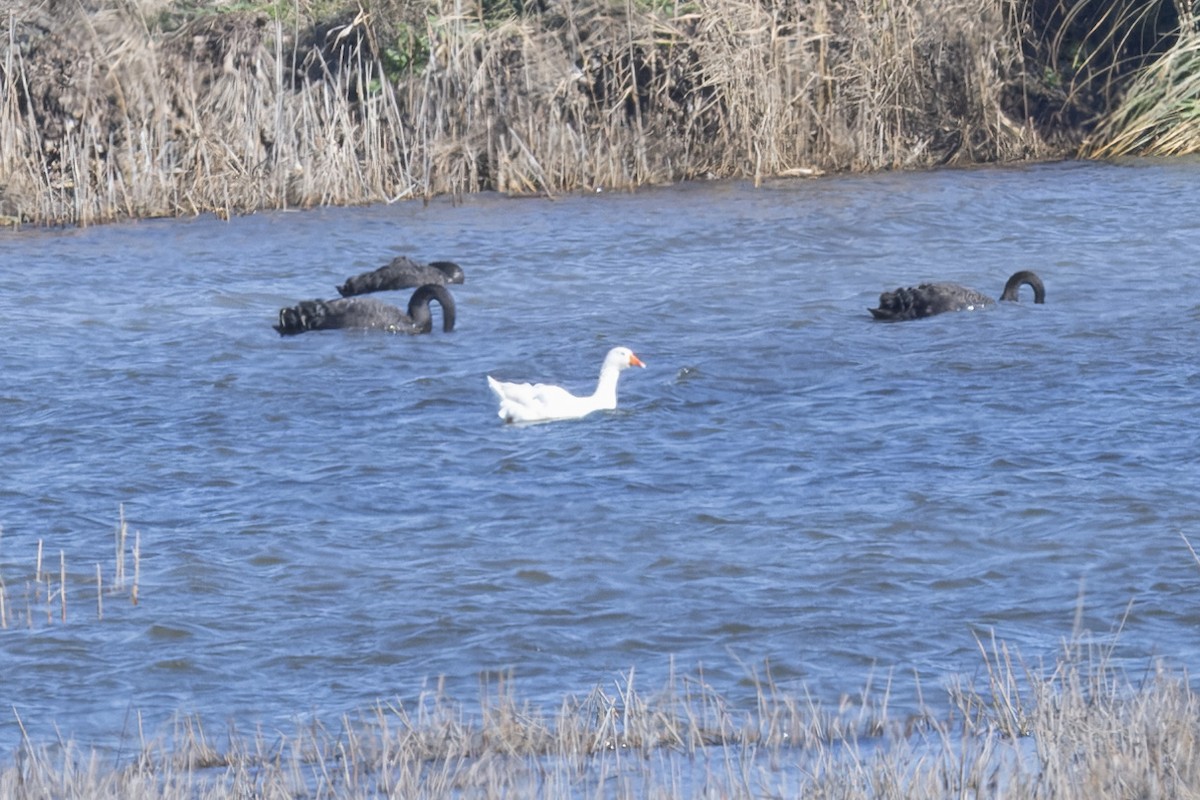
(2, 637), (1199, 798)
(1081, 21), (1200, 157)
(0, 507), (142, 628)
(0, 0), (1054, 226)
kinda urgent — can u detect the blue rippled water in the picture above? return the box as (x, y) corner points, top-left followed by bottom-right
(2, 158), (1200, 752)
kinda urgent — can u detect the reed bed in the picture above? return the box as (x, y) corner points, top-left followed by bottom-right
(3, 0), (1195, 226)
(1081, 22), (1200, 157)
(2, 635), (1199, 797)
(0, 0), (1052, 226)
(0, 506), (141, 629)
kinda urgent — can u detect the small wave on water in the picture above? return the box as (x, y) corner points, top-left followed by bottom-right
(2, 159), (1200, 751)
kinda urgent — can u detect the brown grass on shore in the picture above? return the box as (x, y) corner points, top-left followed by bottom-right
(0, 0), (1052, 226)
(3, 634), (1199, 798)
(1081, 24), (1200, 157)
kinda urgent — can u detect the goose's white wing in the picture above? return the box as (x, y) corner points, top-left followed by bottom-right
(486, 347), (643, 424)
(487, 377), (594, 423)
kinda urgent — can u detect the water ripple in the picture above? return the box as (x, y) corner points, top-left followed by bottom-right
(2, 160), (1200, 750)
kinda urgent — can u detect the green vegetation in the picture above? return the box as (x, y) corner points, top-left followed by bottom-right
(1083, 26), (1200, 157)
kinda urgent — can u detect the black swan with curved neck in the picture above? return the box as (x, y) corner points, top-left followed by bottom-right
(337, 256), (464, 297)
(275, 284), (456, 336)
(869, 270), (1045, 322)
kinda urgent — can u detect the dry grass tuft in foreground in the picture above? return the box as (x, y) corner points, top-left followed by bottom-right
(4, 634), (1200, 798)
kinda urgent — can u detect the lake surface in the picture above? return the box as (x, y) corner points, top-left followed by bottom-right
(2, 158), (1200, 754)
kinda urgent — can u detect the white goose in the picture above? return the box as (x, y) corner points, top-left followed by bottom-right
(487, 346), (646, 424)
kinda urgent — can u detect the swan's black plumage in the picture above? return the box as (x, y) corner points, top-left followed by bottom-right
(337, 257), (464, 297)
(870, 270), (1045, 322)
(275, 284), (456, 336)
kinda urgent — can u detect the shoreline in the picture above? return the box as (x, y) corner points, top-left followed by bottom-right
(2, 0), (1188, 228)
(3, 638), (1196, 797)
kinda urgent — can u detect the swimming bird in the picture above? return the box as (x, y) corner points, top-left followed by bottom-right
(337, 256), (464, 297)
(869, 270), (1045, 322)
(274, 284), (456, 336)
(487, 346), (646, 424)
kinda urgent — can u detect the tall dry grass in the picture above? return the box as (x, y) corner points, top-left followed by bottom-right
(1081, 18), (1200, 157)
(0, 0), (1051, 226)
(3, 636), (1200, 797)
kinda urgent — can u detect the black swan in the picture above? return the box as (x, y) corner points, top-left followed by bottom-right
(869, 270), (1045, 322)
(337, 256), (464, 297)
(275, 284), (456, 336)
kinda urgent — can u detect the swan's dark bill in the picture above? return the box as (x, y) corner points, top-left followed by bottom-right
(337, 257), (464, 297)
(869, 270), (1045, 322)
(275, 284), (456, 335)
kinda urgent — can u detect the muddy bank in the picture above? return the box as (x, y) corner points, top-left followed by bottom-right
(0, 0), (1185, 226)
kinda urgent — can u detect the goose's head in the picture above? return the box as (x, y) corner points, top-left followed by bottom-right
(605, 346), (646, 371)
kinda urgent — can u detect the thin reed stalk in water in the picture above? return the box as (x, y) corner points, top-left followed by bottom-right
(58, 550), (65, 623)
(1183, 531), (1200, 570)
(0, 525), (5, 629)
(132, 530), (140, 606)
(0, 509), (141, 628)
(115, 504), (127, 589)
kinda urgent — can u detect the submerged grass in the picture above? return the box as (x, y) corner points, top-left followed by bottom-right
(0, 507), (140, 629)
(3, 635), (1200, 797)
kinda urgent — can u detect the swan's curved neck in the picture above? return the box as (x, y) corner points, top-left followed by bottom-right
(407, 286), (456, 332)
(1001, 271), (1046, 303)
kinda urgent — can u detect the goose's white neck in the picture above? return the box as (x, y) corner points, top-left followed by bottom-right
(587, 363), (624, 410)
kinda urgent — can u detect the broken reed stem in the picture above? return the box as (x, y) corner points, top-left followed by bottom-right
(96, 562), (103, 621)
(35, 538), (43, 603)
(0, 524), (5, 630)
(39, 539), (52, 624)
(116, 503), (127, 589)
(132, 530), (140, 606)
(59, 550), (65, 623)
